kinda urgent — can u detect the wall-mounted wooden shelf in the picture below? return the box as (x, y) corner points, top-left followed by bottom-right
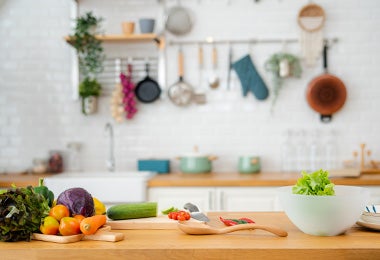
(65, 33), (163, 47)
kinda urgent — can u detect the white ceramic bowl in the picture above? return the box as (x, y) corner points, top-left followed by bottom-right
(278, 185), (369, 236)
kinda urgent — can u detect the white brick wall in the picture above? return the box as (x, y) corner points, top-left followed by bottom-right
(0, 0), (379, 173)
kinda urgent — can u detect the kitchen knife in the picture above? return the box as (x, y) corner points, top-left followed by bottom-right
(184, 202), (210, 222)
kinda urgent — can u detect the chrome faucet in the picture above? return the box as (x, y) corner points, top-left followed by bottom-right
(104, 122), (115, 172)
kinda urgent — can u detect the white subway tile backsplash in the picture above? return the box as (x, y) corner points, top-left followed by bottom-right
(0, 0), (379, 173)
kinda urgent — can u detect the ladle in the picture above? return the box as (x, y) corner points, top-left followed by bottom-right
(208, 44), (220, 89)
(177, 222), (288, 237)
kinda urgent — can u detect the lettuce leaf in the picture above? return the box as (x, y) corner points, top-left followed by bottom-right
(292, 169), (335, 196)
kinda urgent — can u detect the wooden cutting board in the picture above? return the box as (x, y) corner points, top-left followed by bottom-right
(106, 215), (204, 230)
(32, 225), (124, 243)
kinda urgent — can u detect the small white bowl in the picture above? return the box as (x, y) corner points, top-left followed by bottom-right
(278, 185), (369, 236)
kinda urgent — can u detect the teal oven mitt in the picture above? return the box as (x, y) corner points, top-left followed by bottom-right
(232, 54), (269, 100)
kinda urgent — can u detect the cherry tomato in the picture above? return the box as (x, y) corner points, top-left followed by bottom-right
(178, 211), (191, 221)
(59, 217), (81, 236)
(40, 216), (60, 235)
(177, 215), (185, 221)
(49, 204), (70, 221)
(73, 214), (85, 223)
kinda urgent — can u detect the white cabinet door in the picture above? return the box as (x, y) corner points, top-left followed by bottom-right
(216, 187), (282, 212)
(148, 187), (214, 212)
(363, 187), (380, 205)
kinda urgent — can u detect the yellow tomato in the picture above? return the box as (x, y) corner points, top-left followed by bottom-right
(93, 197), (106, 215)
(40, 216), (60, 235)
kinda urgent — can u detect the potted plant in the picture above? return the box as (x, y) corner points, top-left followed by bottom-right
(70, 12), (104, 115)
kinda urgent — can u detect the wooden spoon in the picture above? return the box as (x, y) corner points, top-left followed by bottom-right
(177, 221), (288, 237)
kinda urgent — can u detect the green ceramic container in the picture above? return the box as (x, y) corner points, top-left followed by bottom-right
(238, 156), (261, 174)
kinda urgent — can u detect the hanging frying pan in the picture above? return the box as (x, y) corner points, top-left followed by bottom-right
(306, 41), (347, 123)
(135, 63), (161, 103)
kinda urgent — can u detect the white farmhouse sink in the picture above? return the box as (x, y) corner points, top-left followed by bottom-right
(44, 171), (155, 206)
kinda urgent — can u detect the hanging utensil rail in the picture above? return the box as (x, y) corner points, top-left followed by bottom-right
(96, 56), (159, 95)
(169, 37), (338, 46)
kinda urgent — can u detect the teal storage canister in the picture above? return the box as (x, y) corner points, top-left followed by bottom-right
(138, 159), (170, 174)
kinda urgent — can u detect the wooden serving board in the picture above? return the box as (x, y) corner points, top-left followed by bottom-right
(107, 215), (204, 230)
(32, 225), (124, 243)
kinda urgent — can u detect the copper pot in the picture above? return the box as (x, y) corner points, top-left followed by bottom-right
(306, 41), (347, 123)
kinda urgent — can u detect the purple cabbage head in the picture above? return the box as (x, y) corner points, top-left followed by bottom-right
(56, 187), (95, 217)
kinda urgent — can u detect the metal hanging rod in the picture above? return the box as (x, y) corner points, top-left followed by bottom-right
(169, 37), (339, 46)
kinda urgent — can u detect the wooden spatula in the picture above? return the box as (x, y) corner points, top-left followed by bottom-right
(177, 221), (288, 237)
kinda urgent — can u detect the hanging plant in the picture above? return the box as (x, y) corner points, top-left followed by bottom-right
(265, 53), (302, 111)
(69, 12), (105, 115)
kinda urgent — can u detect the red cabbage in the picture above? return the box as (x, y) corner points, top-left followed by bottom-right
(56, 187), (95, 217)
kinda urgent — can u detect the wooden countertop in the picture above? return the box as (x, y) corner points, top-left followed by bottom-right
(148, 172), (380, 187)
(0, 173), (50, 188)
(1, 212), (380, 260)
(3, 172), (380, 188)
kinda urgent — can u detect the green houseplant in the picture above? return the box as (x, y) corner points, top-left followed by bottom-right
(70, 12), (104, 115)
(265, 53), (302, 112)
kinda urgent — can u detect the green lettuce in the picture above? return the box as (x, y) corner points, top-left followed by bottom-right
(292, 169), (335, 196)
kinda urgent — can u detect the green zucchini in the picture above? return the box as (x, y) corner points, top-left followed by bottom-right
(107, 202), (157, 220)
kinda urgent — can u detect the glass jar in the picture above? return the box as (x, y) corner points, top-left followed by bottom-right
(48, 151), (64, 173)
(67, 142), (82, 172)
(32, 158), (48, 174)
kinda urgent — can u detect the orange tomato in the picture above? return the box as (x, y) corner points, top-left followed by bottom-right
(49, 204), (70, 221)
(40, 216), (60, 235)
(59, 217), (81, 236)
(73, 214), (85, 223)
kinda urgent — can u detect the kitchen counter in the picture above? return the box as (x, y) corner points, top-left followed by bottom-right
(3, 172), (380, 188)
(147, 172), (380, 187)
(1, 212), (380, 260)
(0, 173), (49, 188)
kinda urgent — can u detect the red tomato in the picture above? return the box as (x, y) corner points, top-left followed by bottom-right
(59, 217), (81, 236)
(49, 204), (70, 221)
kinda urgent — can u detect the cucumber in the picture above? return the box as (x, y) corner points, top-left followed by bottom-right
(107, 202), (157, 220)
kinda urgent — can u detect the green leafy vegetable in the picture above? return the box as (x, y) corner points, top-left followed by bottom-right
(0, 186), (50, 242)
(34, 178), (54, 207)
(292, 169), (335, 196)
(161, 206), (178, 215)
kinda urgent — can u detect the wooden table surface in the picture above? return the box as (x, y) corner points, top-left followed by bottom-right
(1, 212), (380, 260)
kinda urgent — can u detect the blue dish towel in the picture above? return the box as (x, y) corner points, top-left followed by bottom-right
(232, 54), (269, 100)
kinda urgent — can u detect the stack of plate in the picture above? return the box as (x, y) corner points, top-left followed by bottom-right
(357, 205), (380, 230)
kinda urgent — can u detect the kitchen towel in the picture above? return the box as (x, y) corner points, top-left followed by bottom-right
(232, 54), (269, 100)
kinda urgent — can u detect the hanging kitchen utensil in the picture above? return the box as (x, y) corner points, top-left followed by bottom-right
(226, 43), (233, 91)
(208, 44), (220, 89)
(193, 44), (207, 104)
(168, 47), (194, 106)
(165, 0), (193, 36)
(306, 41), (347, 123)
(297, 3), (326, 67)
(134, 63), (161, 103)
